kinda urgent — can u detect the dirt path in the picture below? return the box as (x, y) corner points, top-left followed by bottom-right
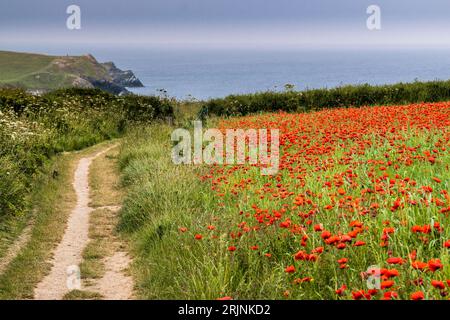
(34, 145), (132, 300)
(89, 250), (134, 300)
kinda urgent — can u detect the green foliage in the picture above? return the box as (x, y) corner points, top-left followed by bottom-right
(0, 88), (174, 221)
(201, 80), (450, 116)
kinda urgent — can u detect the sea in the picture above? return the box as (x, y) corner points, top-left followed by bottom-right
(10, 46), (450, 101)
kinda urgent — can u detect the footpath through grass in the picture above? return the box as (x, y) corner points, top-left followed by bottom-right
(0, 141), (117, 299)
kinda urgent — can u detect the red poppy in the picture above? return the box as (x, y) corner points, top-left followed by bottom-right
(428, 259), (443, 272)
(411, 291), (425, 300)
(194, 234), (203, 240)
(382, 291), (398, 300)
(311, 246), (324, 254)
(335, 284), (347, 296)
(431, 280), (445, 290)
(381, 280), (394, 289)
(411, 261), (427, 270)
(314, 224), (323, 232)
(285, 265), (296, 273)
(321, 231), (332, 239)
(352, 290), (364, 300)
(386, 257), (404, 265)
(388, 269), (400, 278)
(228, 246), (237, 252)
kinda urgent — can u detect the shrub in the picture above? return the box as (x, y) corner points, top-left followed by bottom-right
(200, 79), (450, 116)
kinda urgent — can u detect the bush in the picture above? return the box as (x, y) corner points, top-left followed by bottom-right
(200, 79), (450, 116)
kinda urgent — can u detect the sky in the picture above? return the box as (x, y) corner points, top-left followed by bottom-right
(1, 0), (450, 51)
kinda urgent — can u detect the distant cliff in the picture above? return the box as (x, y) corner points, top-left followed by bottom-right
(0, 51), (144, 95)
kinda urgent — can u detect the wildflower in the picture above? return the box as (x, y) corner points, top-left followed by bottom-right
(428, 259), (443, 272)
(321, 231), (332, 239)
(335, 284), (347, 296)
(314, 224), (323, 232)
(411, 261), (427, 270)
(285, 265), (296, 273)
(386, 257), (404, 265)
(381, 280), (394, 289)
(431, 280), (445, 290)
(382, 291), (398, 300)
(411, 291), (425, 300)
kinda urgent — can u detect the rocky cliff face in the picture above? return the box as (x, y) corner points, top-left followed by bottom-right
(61, 55), (144, 95)
(34, 53), (143, 95)
(101, 62), (144, 88)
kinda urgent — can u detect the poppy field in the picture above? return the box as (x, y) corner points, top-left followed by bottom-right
(119, 102), (450, 300)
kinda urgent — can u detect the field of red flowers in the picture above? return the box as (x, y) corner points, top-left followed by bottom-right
(186, 102), (450, 300)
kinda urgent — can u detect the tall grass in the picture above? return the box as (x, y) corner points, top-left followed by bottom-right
(118, 125), (234, 299)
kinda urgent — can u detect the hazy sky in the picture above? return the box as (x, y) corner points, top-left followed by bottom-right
(1, 0), (450, 50)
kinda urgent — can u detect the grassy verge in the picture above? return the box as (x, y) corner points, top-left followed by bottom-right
(0, 141), (117, 299)
(118, 125), (242, 299)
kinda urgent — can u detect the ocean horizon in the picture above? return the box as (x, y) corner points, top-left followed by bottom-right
(112, 48), (450, 100)
(5, 46), (450, 100)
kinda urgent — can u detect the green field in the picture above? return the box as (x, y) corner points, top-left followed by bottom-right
(0, 51), (56, 82)
(0, 51), (116, 90)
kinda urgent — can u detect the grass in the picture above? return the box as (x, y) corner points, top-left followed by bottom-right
(0, 51), (55, 82)
(79, 146), (125, 288)
(0, 51), (111, 90)
(0, 141), (116, 299)
(89, 147), (124, 208)
(80, 208), (117, 281)
(63, 290), (103, 300)
(118, 125), (230, 299)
